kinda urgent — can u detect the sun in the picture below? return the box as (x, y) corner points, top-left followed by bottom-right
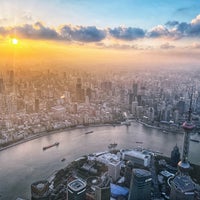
(11, 38), (18, 45)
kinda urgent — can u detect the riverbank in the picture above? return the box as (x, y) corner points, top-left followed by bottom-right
(0, 123), (118, 152)
(0, 119), (183, 152)
(137, 120), (183, 134)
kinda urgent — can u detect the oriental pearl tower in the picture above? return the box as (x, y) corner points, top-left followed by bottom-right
(169, 92), (197, 200)
(178, 92), (195, 174)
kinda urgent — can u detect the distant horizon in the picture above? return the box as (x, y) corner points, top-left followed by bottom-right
(1, 0), (200, 69)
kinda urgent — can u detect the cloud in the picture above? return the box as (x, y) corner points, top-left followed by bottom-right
(176, 7), (191, 14)
(191, 15), (200, 24)
(95, 42), (154, 50)
(96, 42), (140, 50)
(147, 25), (170, 38)
(165, 21), (179, 27)
(176, 22), (190, 33)
(177, 7), (188, 12)
(164, 15), (200, 38)
(175, 6), (200, 16)
(189, 15), (200, 36)
(11, 22), (59, 40)
(109, 27), (145, 40)
(0, 22), (105, 42)
(0, 14), (200, 45)
(59, 25), (106, 42)
(160, 43), (175, 49)
(110, 43), (139, 49)
(102, 15), (200, 41)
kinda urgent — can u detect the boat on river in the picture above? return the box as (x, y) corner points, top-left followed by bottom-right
(108, 143), (118, 149)
(136, 141), (143, 144)
(85, 131), (94, 134)
(121, 121), (131, 126)
(190, 138), (200, 143)
(43, 142), (59, 150)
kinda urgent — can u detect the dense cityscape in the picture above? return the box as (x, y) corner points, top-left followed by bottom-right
(0, 67), (200, 200)
(1, 68), (200, 147)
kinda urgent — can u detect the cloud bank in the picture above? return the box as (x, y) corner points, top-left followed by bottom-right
(0, 14), (200, 43)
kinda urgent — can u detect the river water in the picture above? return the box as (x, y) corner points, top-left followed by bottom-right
(0, 121), (199, 200)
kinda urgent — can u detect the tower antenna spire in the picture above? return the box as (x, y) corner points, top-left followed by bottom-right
(188, 87), (193, 122)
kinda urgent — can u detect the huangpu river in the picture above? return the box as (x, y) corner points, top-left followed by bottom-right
(0, 121), (199, 200)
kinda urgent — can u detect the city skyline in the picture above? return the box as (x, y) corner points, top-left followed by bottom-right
(1, 2), (200, 199)
(1, 0), (200, 69)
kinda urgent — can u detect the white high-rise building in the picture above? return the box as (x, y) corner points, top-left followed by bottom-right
(108, 160), (121, 182)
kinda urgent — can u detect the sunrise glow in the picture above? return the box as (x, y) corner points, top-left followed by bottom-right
(11, 38), (18, 45)
(0, 0), (200, 68)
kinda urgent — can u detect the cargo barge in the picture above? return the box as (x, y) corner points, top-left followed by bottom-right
(43, 142), (59, 150)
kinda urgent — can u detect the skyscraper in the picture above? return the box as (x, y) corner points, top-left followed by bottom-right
(170, 93), (197, 200)
(132, 82), (138, 97)
(95, 186), (109, 200)
(178, 93), (194, 174)
(9, 70), (14, 86)
(108, 160), (121, 182)
(0, 78), (4, 93)
(128, 169), (152, 200)
(124, 160), (134, 187)
(35, 99), (39, 113)
(87, 175), (111, 200)
(76, 78), (84, 102)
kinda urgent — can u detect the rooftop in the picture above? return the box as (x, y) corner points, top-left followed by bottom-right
(31, 180), (49, 189)
(123, 150), (150, 160)
(133, 168), (151, 178)
(111, 183), (129, 198)
(96, 152), (120, 164)
(160, 170), (174, 178)
(68, 179), (86, 192)
(172, 175), (196, 193)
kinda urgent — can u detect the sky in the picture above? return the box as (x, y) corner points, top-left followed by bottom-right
(1, 0), (200, 69)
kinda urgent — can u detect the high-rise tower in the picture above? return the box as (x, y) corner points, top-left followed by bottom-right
(178, 92), (194, 174)
(128, 169), (152, 200)
(0, 77), (4, 93)
(170, 92), (197, 200)
(76, 78), (84, 102)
